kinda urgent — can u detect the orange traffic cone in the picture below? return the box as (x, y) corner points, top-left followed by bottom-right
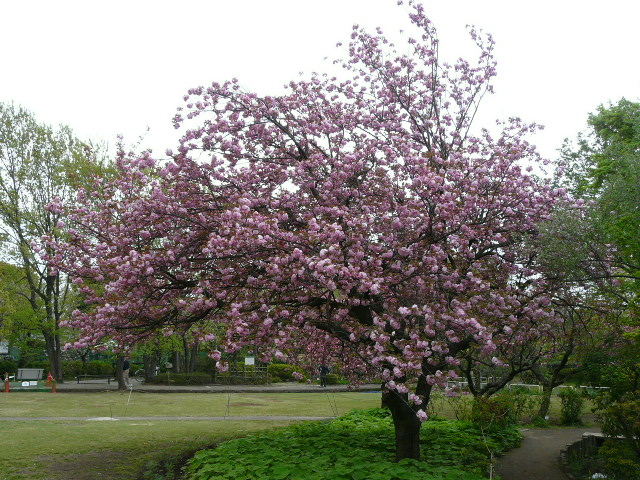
(46, 371), (53, 387)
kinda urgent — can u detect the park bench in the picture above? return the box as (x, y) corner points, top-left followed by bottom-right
(6, 368), (51, 392)
(76, 374), (114, 384)
(16, 368), (44, 381)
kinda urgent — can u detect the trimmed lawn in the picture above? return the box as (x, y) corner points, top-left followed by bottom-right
(2, 419), (292, 480)
(0, 390), (594, 479)
(1, 391), (381, 479)
(0, 391), (380, 418)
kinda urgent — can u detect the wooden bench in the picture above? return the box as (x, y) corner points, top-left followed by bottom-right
(76, 374), (114, 384)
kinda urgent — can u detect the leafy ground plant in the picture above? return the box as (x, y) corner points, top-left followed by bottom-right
(186, 409), (522, 480)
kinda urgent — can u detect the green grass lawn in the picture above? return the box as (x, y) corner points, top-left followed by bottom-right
(0, 391), (381, 418)
(0, 391), (381, 480)
(2, 419), (292, 480)
(0, 390), (595, 479)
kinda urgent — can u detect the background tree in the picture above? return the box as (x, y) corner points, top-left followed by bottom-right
(527, 204), (618, 419)
(559, 99), (640, 387)
(558, 99), (640, 472)
(0, 262), (38, 362)
(0, 102), (108, 379)
(51, 2), (576, 461)
(560, 98), (640, 300)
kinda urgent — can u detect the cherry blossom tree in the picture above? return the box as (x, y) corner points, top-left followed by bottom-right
(48, 2), (568, 461)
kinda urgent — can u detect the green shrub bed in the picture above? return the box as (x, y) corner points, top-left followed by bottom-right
(186, 408), (522, 480)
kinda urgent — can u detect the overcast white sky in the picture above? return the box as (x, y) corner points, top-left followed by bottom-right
(2, 0), (639, 161)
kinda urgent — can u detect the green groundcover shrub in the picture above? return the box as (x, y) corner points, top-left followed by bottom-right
(186, 408), (522, 480)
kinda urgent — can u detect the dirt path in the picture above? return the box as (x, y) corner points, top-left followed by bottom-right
(496, 427), (601, 480)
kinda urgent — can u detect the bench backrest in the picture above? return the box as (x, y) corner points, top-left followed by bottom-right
(16, 368), (44, 380)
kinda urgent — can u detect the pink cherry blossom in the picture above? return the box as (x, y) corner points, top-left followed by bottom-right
(47, 1), (580, 461)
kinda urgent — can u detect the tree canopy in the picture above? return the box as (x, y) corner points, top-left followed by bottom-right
(561, 99), (640, 282)
(50, 2), (580, 460)
(0, 102), (109, 378)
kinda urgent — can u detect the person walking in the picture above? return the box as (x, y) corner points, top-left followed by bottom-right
(123, 357), (131, 388)
(319, 365), (329, 387)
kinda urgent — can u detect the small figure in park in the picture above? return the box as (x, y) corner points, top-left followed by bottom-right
(123, 357), (131, 388)
(319, 365), (329, 387)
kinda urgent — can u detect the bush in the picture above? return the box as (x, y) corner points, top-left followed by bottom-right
(62, 360), (114, 379)
(469, 389), (542, 429)
(597, 393), (640, 441)
(194, 355), (217, 374)
(558, 388), (584, 425)
(598, 438), (640, 479)
(86, 361), (115, 376)
(324, 373), (339, 385)
(471, 394), (518, 431)
(268, 363), (305, 382)
(149, 372), (211, 385)
(592, 392), (640, 479)
(503, 388), (542, 424)
(62, 360), (83, 378)
(0, 359), (17, 378)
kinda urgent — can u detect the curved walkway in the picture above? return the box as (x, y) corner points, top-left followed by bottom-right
(496, 427), (601, 480)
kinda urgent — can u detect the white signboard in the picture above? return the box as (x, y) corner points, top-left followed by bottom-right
(245, 357), (255, 366)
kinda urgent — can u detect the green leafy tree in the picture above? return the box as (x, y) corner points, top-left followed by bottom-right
(560, 99), (640, 295)
(561, 99), (640, 471)
(0, 261), (38, 366)
(0, 262), (36, 337)
(0, 103), (108, 379)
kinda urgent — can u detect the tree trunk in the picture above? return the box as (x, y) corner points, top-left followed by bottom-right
(538, 383), (553, 419)
(172, 351), (182, 373)
(143, 354), (159, 382)
(382, 389), (422, 461)
(188, 342), (198, 373)
(44, 331), (63, 382)
(115, 356), (126, 390)
(79, 349), (89, 369)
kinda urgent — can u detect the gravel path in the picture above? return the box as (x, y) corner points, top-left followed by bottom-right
(495, 427), (601, 480)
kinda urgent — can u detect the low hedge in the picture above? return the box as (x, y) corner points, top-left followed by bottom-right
(268, 363), (306, 382)
(324, 373), (339, 385)
(148, 372), (212, 385)
(62, 360), (114, 378)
